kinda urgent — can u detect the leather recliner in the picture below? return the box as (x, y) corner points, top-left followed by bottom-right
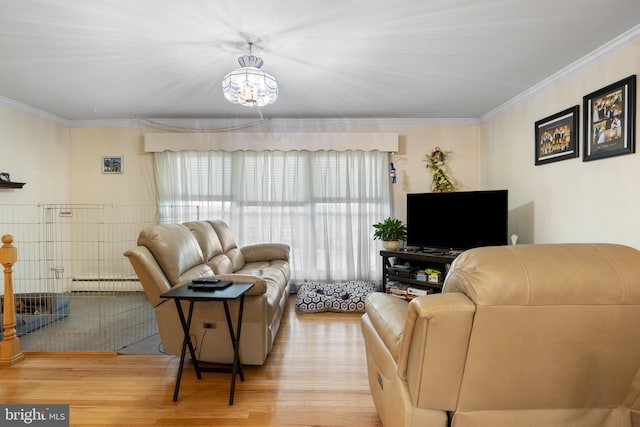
(361, 243), (640, 427)
(125, 220), (290, 365)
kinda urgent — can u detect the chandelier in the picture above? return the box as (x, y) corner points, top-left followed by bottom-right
(222, 43), (278, 107)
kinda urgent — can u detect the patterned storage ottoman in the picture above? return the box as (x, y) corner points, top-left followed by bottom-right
(295, 281), (379, 313)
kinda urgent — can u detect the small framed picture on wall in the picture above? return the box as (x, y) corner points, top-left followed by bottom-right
(583, 75), (636, 161)
(534, 105), (580, 166)
(102, 156), (124, 174)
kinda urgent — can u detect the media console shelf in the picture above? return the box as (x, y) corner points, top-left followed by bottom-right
(381, 249), (457, 300)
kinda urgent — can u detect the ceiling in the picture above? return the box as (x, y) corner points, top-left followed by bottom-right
(1, 0), (639, 122)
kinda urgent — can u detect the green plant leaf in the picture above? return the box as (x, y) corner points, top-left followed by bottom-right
(372, 216), (407, 241)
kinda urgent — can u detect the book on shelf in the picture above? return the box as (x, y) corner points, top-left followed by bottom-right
(406, 286), (434, 300)
(385, 281), (409, 296)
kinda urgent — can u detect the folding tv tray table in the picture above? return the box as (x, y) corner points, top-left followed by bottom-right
(160, 282), (254, 405)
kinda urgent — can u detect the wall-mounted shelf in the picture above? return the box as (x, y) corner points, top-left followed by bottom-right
(0, 181), (26, 189)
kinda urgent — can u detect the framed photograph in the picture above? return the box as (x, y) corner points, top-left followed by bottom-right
(534, 105), (579, 165)
(583, 75), (636, 161)
(102, 156), (123, 174)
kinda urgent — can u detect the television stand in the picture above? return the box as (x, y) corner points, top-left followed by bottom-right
(411, 247), (461, 256)
(381, 250), (458, 300)
(416, 247), (446, 255)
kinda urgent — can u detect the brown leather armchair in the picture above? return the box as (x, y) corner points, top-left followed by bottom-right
(361, 243), (640, 427)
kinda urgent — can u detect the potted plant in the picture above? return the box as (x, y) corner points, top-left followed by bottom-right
(373, 217), (407, 250)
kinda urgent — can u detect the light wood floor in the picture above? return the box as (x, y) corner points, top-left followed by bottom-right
(0, 296), (382, 427)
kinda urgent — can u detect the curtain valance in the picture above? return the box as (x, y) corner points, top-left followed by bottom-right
(144, 132), (398, 153)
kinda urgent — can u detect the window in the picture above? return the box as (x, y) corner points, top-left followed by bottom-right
(155, 150), (390, 284)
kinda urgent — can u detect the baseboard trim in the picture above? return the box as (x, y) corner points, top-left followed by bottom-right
(23, 351), (118, 357)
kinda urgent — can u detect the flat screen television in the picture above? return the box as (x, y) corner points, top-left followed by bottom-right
(406, 190), (508, 251)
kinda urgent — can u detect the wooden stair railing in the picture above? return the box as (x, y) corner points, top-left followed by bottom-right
(1, 234), (24, 366)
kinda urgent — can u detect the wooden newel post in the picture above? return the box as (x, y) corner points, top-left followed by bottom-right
(1, 234), (24, 366)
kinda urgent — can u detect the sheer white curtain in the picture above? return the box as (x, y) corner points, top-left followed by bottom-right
(155, 150), (391, 284)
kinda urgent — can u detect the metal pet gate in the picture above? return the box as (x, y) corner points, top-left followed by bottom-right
(0, 204), (159, 352)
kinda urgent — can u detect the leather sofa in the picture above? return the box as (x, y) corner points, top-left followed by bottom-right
(124, 220), (290, 365)
(361, 243), (640, 427)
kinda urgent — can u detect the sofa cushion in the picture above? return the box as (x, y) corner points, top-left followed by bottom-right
(238, 262), (286, 282)
(242, 243), (290, 264)
(207, 254), (234, 274)
(226, 248), (246, 272)
(208, 220), (245, 271)
(211, 273), (267, 296)
(213, 272), (282, 324)
(137, 224), (206, 285)
(184, 220), (224, 260)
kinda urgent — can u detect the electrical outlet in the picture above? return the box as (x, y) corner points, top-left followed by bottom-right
(203, 322), (215, 329)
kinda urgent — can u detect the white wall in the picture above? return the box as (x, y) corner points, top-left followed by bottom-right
(0, 105), (70, 291)
(0, 104), (69, 205)
(482, 39), (640, 247)
(68, 126), (157, 205)
(377, 123), (482, 220)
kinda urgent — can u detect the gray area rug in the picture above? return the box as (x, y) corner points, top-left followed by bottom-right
(16, 294), (158, 353)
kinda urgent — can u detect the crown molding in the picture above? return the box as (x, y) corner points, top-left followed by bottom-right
(481, 24), (640, 122)
(65, 119), (141, 128)
(0, 95), (69, 126)
(67, 116), (480, 129)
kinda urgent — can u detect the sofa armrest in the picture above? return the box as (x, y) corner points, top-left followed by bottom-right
(364, 292), (410, 362)
(124, 246), (173, 308)
(212, 273), (267, 296)
(241, 243), (290, 263)
(399, 293), (475, 410)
